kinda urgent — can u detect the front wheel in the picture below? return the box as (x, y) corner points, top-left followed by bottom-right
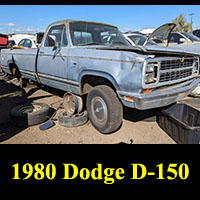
(86, 85), (123, 134)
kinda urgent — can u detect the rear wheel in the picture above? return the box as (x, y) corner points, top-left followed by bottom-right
(86, 85), (123, 134)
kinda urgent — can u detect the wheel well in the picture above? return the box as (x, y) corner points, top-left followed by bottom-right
(81, 75), (116, 95)
(9, 63), (21, 79)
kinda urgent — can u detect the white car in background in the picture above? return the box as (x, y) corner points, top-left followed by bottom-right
(17, 38), (37, 48)
(123, 23), (176, 47)
(8, 34), (37, 48)
(123, 32), (157, 46)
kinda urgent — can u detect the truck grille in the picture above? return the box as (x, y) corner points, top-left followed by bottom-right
(159, 68), (193, 83)
(159, 57), (198, 83)
(144, 57), (199, 88)
(160, 59), (194, 70)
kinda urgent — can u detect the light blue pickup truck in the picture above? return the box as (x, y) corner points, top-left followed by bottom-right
(1, 20), (200, 133)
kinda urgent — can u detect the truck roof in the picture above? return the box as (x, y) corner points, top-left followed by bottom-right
(47, 19), (118, 29)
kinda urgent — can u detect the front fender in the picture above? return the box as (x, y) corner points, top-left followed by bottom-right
(79, 69), (120, 91)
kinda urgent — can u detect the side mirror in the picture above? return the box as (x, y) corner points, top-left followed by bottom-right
(179, 38), (187, 44)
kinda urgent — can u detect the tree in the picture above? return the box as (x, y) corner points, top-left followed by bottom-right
(172, 13), (192, 33)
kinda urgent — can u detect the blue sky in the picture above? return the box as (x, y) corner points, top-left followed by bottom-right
(0, 5), (200, 34)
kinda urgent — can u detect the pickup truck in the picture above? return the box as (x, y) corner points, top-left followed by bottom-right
(1, 20), (200, 134)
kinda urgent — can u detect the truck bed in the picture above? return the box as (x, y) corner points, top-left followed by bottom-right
(1, 48), (38, 81)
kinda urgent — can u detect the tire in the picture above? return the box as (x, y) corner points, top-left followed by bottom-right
(86, 85), (123, 134)
(10, 103), (50, 127)
(58, 110), (88, 128)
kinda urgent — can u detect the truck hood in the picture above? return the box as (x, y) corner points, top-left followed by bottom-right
(170, 43), (200, 55)
(144, 45), (200, 56)
(145, 23), (176, 46)
(87, 44), (200, 57)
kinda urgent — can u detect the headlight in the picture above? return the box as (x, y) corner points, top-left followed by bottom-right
(145, 72), (156, 83)
(146, 64), (155, 73)
(145, 61), (159, 84)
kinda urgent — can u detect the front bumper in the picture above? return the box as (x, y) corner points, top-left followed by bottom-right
(118, 78), (200, 110)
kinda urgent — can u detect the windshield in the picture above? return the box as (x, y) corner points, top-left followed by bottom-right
(70, 22), (130, 46)
(181, 32), (200, 42)
(128, 35), (157, 46)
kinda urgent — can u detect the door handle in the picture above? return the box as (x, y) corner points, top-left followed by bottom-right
(40, 51), (45, 54)
(70, 59), (77, 66)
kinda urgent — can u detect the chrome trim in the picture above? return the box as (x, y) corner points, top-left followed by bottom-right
(1, 52), (134, 63)
(37, 73), (79, 86)
(1, 52), (36, 56)
(20, 69), (35, 76)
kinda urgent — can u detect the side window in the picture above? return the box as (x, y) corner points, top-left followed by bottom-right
(24, 39), (32, 48)
(18, 39), (25, 46)
(169, 33), (184, 43)
(44, 25), (68, 47)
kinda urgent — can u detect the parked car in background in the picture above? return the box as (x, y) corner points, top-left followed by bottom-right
(8, 34), (36, 47)
(123, 32), (157, 46)
(8, 33), (44, 49)
(123, 23), (176, 46)
(168, 32), (200, 46)
(17, 38), (37, 48)
(124, 23), (200, 48)
(193, 29), (200, 38)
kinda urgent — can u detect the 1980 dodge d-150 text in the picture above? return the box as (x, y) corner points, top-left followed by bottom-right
(1, 20), (200, 133)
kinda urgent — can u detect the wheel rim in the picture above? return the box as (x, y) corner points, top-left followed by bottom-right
(18, 105), (42, 114)
(63, 93), (77, 116)
(91, 96), (108, 124)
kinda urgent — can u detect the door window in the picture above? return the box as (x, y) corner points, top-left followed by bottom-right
(168, 33), (184, 44)
(44, 25), (68, 47)
(18, 39), (25, 46)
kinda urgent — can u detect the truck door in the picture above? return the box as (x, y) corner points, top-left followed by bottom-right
(37, 24), (70, 91)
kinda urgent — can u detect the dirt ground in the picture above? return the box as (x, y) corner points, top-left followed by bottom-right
(0, 77), (199, 144)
